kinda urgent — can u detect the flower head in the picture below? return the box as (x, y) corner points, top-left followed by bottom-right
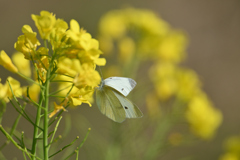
(14, 25), (40, 60)
(185, 92), (222, 139)
(66, 19), (106, 66)
(73, 63), (101, 89)
(32, 11), (57, 40)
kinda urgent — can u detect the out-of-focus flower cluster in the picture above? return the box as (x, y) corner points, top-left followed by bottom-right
(98, 8), (222, 139)
(0, 11), (105, 117)
(220, 136), (240, 160)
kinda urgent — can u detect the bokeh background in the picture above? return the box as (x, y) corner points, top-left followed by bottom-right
(0, 0), (240, 159)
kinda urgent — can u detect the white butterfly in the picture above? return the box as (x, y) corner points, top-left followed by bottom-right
(95, 77), (143, 123)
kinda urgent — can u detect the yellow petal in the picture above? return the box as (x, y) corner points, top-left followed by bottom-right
(95, 58), (106, 66)
(12, 52), (31, 77)
(0, 50), (18, 73)
(49, 102), (66, 118)
(70, 19), (80, 33)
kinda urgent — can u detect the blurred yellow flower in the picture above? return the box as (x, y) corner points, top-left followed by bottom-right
(150, 62), (177, 101)
(220, 153), (239, 160)
(219, 136), (240, 160)
(22, 82), (40, 102)
(185, 92), (222, 139)
(176, 69), (201, 102)
(99, 11), (126, 38)
(0, 50), (18, 73)
(99, 8), (186, 62)
(157, 31), (187, 63)
(118, 37), (135, 63)
(0, 77), (22, 103)
(12, 52), (31, 77)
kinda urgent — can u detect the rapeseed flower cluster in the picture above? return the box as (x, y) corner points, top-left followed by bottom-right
(0, 10), (105, 116)
(98, 8), (222, 139)
(0, 10), (105, 159)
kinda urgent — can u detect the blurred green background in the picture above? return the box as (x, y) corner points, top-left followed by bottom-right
(0, 0), (240, 159)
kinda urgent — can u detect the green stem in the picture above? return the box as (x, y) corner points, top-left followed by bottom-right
(0, 125), (41, 160)
(48, 116), (62, 151)
(43, 74), (50, 160)
(31, 93), (43, 160)
(0, 151), (6, 159)
(0, 105), (26, 151)
(49, 136), (79, 158)
(43, 52), (53, 159)
(0, 101), (6, 124)
(64, 128), (91, 160)
(10, 106), (26, 135)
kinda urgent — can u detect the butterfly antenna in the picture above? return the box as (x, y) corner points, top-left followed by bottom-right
(97, 65), (104, 80)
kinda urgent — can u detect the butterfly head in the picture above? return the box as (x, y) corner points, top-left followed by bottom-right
(96, 78), (105, 91)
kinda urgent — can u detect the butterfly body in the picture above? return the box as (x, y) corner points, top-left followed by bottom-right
(96, 77), (143, 123)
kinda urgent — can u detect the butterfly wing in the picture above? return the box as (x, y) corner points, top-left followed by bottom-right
(96, 86), (126, 123)
(104, 77), (136, 96)
(112, 90), (143, 118)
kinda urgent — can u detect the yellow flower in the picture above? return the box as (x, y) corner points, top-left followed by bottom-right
(69, 87), (93, 107)
(32, 11), (57, 40)
(36, 47), (49, 56)
(49, 19), (68, 51)
(0, 50), (18, 73)
(185, 92), (222, 139)
(57, 58), (81, 77)
(56, 62), (97, 107)
(77, 39), (106, 66)
(14, 25), (40, 60)
(73, 64), (101, 89)
(56, 83), (93, 107)
(12, 52), (31, 77)
(49, 102), (66, 118)
(66, 19), (106, 66)
(36, 56), (49, 83)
